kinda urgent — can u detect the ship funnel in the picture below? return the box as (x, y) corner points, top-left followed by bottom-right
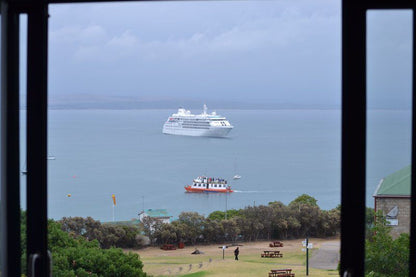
(203, 104), (208, 115)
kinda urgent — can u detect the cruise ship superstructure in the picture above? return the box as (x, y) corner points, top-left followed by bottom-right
(163, 104), (233, 137)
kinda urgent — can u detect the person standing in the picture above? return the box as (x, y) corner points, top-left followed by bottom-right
(234, 247), (239, 260)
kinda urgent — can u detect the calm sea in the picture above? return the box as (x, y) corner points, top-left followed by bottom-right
(19, 109), (411, 222)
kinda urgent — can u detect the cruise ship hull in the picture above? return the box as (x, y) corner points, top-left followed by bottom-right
(163, 126), (232, 137)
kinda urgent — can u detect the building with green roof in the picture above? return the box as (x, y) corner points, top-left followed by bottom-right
(373, 165), (411, 237)
(138, 209), (172, 224)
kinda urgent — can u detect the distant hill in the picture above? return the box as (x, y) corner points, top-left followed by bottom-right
(32, 94), (340, 110)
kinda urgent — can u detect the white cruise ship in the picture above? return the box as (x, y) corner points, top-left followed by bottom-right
(163, 104), (233, 137)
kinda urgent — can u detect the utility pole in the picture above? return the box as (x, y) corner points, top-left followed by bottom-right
(225, 192), (228, 220)
(306, 237), (309, 276)
(112, 204), (115, 222)
(112, 194), (116, 222)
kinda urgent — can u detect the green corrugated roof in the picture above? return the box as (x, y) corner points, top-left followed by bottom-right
(375, 165), (411, 196)
(104, 220), (142, 226)
(145, 209), (171, 218)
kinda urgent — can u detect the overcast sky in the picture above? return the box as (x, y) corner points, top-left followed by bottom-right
(31, 1), (412, 108)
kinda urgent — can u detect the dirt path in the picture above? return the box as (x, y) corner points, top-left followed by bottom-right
(309, 240), (340, 270)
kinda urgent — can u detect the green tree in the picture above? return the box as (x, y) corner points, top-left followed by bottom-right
(235, 216), (252, 241)
(60, 216), (101, 239)
(365, 217), (409, 277)
(289, 194), (318, 207)
(208, 209), (241, 221)
(201, 219), (223, 243)
(286, 216), (301, 238)
(49, 220), (147, 277)
(366, 207), (375, 226)
(289, 202), (320, 237)
(318, 207), (340, 237)
(269, 201), (289, 239)
(141, 216), (163, 245)
(239, 206), (265, 241)
(207, 211), (226, 221)
(171, 221), (188, 244)
(221, 219), (240, 242)
(20, 211), (147, 276)
(59, 217), (143, 249)
(178, 212), (205, 245)
(153, 223), (178, 244)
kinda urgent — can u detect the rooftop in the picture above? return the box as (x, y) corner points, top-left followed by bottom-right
(374, 165), (411, 197)
(141, 209), (172, 218)
(104, 219), (142, 226)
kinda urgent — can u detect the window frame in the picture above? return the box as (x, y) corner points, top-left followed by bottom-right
(341, 1), (416, 276)
(1, 0), (415, 276)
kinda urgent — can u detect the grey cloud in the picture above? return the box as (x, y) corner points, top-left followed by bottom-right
(48, 0), (342, 107)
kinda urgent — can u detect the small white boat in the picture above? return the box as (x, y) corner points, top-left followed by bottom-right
(47, 155), (56, 160)
(233, 175), (241, 180)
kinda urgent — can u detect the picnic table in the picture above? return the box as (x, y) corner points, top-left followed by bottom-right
(269, 241), (284, 247)
(161, 244), (176, 250)
(261, 250), (283, 258)
(268, 268), (295, 277)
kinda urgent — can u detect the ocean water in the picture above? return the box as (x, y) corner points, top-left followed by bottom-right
(19, 109), (411, 222)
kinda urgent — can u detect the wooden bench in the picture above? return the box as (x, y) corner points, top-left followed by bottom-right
(269, 241), (284, 247)
(261, 250), (283, 258)
(161, 244), (176, 250)
(268, 268), (294, 277)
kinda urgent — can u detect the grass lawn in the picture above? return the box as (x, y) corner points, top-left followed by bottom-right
(133, 238), (340, 277)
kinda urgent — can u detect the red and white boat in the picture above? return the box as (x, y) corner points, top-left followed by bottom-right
(185, 176), (233, 193)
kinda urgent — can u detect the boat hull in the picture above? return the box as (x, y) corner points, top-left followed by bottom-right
(163, 125), (232, 137)
(185, 186), (233, 193)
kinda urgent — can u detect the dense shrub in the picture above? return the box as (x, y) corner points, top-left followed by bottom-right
(143, 194), (340, 246)
(365, 217), (409, 277)
(20, 212), (147, 276)
(59, 216), (145, 249)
